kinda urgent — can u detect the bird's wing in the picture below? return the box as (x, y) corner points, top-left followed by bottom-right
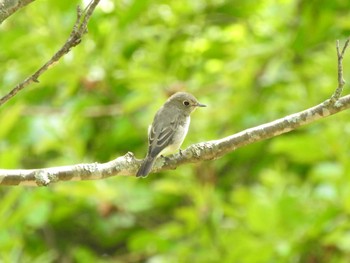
(148, 116), (178, 157)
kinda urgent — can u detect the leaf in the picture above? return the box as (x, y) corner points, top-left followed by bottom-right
(269, 134), (327, 163)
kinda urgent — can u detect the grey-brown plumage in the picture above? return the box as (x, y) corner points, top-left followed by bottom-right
(136, 92), (206, 177)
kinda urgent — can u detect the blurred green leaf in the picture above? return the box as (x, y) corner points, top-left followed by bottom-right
(269, 134), (328, 163)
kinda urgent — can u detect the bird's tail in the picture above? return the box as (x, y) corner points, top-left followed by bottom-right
(136, 156), (156, 178)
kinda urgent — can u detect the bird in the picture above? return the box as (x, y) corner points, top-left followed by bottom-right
(136, 92), (206, 177)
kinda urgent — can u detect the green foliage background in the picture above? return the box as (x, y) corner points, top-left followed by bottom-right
(1, 0), (350, 262)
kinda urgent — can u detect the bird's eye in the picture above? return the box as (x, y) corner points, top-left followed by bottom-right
(183, 100), (190, 106)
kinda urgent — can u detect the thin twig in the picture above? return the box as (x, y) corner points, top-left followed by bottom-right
(331, 38), (350, 102)
(0, 0), (36, 25)
(0, 0), (101, 107)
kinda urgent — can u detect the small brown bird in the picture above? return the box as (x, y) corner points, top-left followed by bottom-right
(136, 92), (206, 177)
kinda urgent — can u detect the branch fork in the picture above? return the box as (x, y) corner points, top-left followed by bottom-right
(331, 39), (349, 102)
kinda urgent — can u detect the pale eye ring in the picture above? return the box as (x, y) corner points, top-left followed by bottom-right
(183, 100), (190, 106)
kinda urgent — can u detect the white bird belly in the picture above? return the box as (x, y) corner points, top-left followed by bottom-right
(159, 116), (190, 156)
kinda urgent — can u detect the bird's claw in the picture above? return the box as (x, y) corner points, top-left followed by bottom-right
(161, 155), (170, 161)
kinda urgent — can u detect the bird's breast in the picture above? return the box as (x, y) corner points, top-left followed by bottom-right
(159, 116), (190, 155)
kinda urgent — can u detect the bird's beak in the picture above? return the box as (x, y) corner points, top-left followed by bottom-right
(196, 103), (207, 107)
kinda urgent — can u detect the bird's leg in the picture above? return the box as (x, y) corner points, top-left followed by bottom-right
(161, 155), (170, 161)
(160, 149), (183, 161)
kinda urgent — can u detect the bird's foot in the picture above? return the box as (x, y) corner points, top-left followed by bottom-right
(161, 155), (170, 161)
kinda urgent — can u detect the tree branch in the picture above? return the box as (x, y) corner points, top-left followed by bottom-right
(1, 93), (350, 186)
(0, 0), (101, 107)
(0, 0), (35, 24)
(331, 38), (349, 102)
(0, 38), (349, 186)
